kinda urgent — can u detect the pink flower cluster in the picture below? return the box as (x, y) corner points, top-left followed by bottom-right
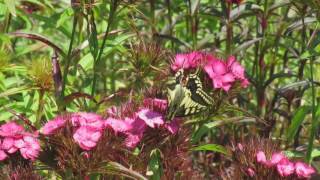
(256, 151), (315, 178)
(0, 122), (40, 161)
(204, 55), (249, 91)
(105, 98), (180, 148)
(171, 51), (249, 92)
(40, 112), (105, 150)
(171, 52), (203, 72)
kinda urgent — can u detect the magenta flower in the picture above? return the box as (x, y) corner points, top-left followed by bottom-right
(295, 162), (315, 178)
(0, 149), (7, 161)
(164, 119), (180, 134)
(40, 117), (66, 135)
(227, 56), (249, 88)
(171, 53), (190, 71)
(204, 55), (249, 91)
(71, 112), (104, 130)
(171, 51), (204, 72)
(246, 168), (255, 177)
(0, 122), (25, 138)
(204, 58), (235, 91)
(124, 133), (143, 148)
(256, 151), (267, 164)
(2, 137), (18, 154)
(105, 118), (132, 133)
(73, 126), (102, 150)
(269, 152), (287, 166)
(0, 139), (8, 161)
(143, 98), (168, 112)
(137, 109), (164, 128)
(276, 159), (295, 177)
(19, 135), (41, 161)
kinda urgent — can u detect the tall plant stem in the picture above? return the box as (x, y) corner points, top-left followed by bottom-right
(61, 15), (78, 107)
(226, 2), (232, 56)
(306, 57), (318, 163)
(36, 90), (45, 128)
(91, 1), (118, 96)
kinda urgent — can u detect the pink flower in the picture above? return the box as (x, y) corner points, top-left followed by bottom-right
(136, 109), (164, 128)
(73, 126), (102, 150)
(71, 112), (104, 130)
(276, 159), (295, 177)
(269, 152), (287, 166)
(227, 56), (249, 88)
(105, 118), (132, 133)
(2, 137), (18, 154)
(123, 117), (146, 148)
(0, 139), (7, 161)
(124, 133), (143, 148)
(256, 151), (267, 164)
(187, 51), (204, 68)
(171, 53), (190, 71)
(143, 98), (168, 112)
(164, 119), (180, 134)
(237, 143), (244, 151)
(19, 135), (41, 161)
(40, 117), (66, 135)
(204, 57), (236, 91)
(171, 52), (204, 72)
(0, 122), (25, 138)
(295, 162), (315, 178)
(246, 168), (255, 177)
(0, 150), (7, 161)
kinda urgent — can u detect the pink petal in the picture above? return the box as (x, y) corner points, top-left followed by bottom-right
(14, 139), (26, 148)
(256, 151), (267, 164)
(125, 133), (142, 148)
(276, 159), (295, 177)
(0, 150), (7, 161)
(164, 119), (180, 134)
(105, 118), (132, 133)
(295, 162), (315, 178)
(270, 152), (287, 166)
(137, 109), (164, 128)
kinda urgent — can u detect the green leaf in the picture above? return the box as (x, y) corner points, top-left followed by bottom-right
(192, 144), (229, 155)
(146, 149), (163, 180)
(286, 106), (312, 143)
(4, 0), (16, 17)
(0, 86), (37, 98)
(233, 38), (263, 54)
(56, 8), (74, 28)
(191, 0), (200, 16)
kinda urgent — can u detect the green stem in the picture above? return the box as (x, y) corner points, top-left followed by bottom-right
(306, 57), (318, 163)
(91, 1), (118, 96)
(36, 90), (45, 128)
(61, 15), (78, 107)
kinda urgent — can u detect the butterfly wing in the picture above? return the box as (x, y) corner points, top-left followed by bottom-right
(166, 71), (213, 120)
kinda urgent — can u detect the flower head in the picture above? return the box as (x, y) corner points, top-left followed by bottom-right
(256, 151), (267, 164)
(70, 112), (104, 130)
(0, 122), (25, 138)
(40, 117), (66, 135)
(105, 118), (132, 133)
(136, 109), (164, 128)
(171, 51), (204, 72)
(295, 162), (315, 178)
(246, 168), (255, 177)
(269, 152), (287, 166)
(276, 159), (295, 177)
(19, 135), (41, 161)
(73, 126), (102, 150)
